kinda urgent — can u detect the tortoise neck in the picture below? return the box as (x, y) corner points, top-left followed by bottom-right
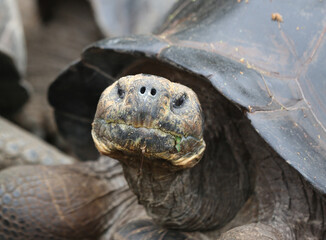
(121, 126), (252, 231)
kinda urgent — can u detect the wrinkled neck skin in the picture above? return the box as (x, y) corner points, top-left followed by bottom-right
(120, 120), (252, 231)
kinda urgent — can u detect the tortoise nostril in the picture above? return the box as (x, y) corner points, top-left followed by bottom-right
(173, 94), (186, 108)
(150, 88), (156, 96)
(140, 87), (146, 94)
(117, 88), (125, 99)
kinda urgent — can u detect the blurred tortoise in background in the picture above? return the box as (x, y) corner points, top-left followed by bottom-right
(0, 0), (78, 170)
(1, 0), (326, 239)
(0, 0), (29, 116)
(0, 0), (83, 169)
(9, 0), (102, 144)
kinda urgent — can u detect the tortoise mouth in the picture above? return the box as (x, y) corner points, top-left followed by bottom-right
(92, 118), (205, 168)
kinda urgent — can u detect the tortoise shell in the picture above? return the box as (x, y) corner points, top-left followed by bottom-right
(49, 0), (326, 193)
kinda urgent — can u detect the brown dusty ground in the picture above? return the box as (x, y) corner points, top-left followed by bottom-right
(13, 0), (102, 152)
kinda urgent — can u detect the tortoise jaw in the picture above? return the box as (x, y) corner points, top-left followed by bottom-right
(91, 118), (205, 169)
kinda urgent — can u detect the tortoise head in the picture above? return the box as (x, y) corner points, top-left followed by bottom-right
(92, 74), (206, 169)
(91, 71), (251, 231)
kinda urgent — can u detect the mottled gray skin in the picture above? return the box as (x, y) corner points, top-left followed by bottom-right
(92, 74), (205, 169)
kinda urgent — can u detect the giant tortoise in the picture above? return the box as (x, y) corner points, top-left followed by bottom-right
(0, 0), (326, 239)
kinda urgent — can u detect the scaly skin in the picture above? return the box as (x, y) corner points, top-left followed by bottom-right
(0, 118), (138, 240)
(0, 157), (139, 240)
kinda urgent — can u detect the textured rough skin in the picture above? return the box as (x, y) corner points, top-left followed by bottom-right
(0, 157), (139, 240)
(92, 74), (205, 168)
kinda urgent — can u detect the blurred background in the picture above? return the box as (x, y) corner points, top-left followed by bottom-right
(14, 0), (101, 153)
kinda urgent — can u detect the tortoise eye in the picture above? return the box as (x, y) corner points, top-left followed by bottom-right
(173, 94), (186, 108)
(117, 86), (125, 99)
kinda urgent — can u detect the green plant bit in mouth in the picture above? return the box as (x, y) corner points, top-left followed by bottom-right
(175, 136), (182, 152)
